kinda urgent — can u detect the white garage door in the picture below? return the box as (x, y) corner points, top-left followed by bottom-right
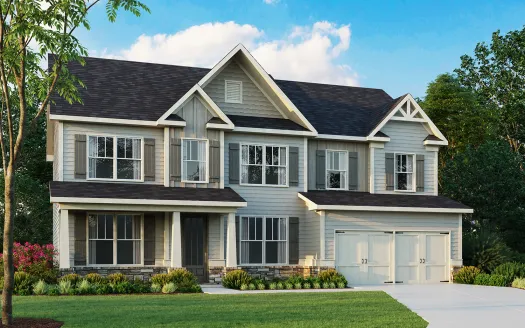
(335, 230), (449, 285)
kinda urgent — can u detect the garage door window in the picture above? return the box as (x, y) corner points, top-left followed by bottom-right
(240, 216), (287, 265)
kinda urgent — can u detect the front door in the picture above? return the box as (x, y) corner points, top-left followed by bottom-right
(181, 216), (207, 283)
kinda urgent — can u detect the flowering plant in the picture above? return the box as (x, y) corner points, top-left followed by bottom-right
(0, 242), (58, 282)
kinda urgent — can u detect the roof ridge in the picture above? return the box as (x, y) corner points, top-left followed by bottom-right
(275, 78), (390, 94)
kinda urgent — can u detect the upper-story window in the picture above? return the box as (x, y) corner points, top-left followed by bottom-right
(241, 144), (287, 186)
(395, 153), (415, 191)
(88, 136), (142, 181)
(225, 80), (243, 103)
(182, 139), (208, 183)
(326, 150), (347, 190)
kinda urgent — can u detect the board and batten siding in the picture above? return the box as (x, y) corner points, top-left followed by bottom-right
(204, 61), (283, 118)
(176, 96), (213, 139)
(62, 122), (164, 184)
(374, 121), (436, 195)
(324, 211), (460, 261)
(308, 139), (369, 191)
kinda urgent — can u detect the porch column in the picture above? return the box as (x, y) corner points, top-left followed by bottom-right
(171, 212), (182, 268)
(226, 212), (237, 267)
(59, 209), (70, 269)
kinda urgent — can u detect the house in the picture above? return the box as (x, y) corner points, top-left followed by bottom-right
(47, 44), (472, 285)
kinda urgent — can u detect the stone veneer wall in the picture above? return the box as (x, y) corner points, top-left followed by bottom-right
(208, 266), (333, 284)
(60, 267), (168, 281)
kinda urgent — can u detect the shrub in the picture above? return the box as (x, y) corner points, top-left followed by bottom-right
(151, 273), (170, 287)
(329, 282), (336, 289)
(474, 273), (491, 286)
(463, 230), (510, 272)
(512, 278), (525, 289)
(60, 273), (80, 287)
(493, 262), (525, 282)
(453, 266), (481, 284)
(294, 282), (302, 289)
(276, 282), (284, 290)
(33, 280), (48, 295)
(257, 283), (265, 290)
(168, 269), (198, 287)
(77, 279), (92, 295)
(248, 283), (256, 290)
(286, 274), (304, 286)
(113, 281), (134, 294)
(85, 273), (105, 284)
(313, 282), (321, 289)
(94, 283), (112, 295)
(322, 282), (330, 289)
(14, 271), (35, 295)
(58, 280), (73, 295)
(240, 283), (249, 291)
(131, 279), (151, 293)
(303, 282), (311, 289)
(162, 282), (177, 294)
(488, 274), (507, 287)
(284, 282), (293, 290)
(318, 269), (348, 287)
(337, 281), (346, 289)
(151, 283), (162, 293)
(47, 285), (59, 296)
(269, 282), (277, 290)
(222, 270), (252, 290)
(178, 284), (202, 293)
(107, 273), (128, 284)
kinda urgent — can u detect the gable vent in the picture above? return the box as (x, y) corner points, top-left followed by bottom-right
(225, 80), (242, 104)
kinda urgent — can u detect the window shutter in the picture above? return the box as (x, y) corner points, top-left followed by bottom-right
(289, 147), (299, 187)
(144, 138), (155, 181)
(144, 213), (156, 265)
(74, 213), (86, 266)
(74, 134), (87, 179)
(225, 80), (242, 103)
(235, 216), (240, 264)
(209, 140), (221, 183)
(385, 153), (395, 191)
(229, 143), (240, 185)
(348, 152), (358, 191)
(170, 138), (182, 182)
(416, 154), (425, 192)
(316, 150), (326, 189)
(288, 217), (299, 265)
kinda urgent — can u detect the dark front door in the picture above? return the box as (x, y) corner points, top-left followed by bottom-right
(181, 215), (207, 283)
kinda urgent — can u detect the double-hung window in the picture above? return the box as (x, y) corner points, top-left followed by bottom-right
(182, 139), (208, 182)
(326, 150), (347, 190)
(241, 144), (287, 186)
(395, 153), (414, 191)
(240, 216), (287, 265)
(88, 136), (142, 181)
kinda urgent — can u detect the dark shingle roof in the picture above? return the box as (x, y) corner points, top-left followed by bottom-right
(207, 117), (226, 124)
(167, 114), (184, 121)
(424, 135), (442, 141)
(50, 56), (404, 136)
(228, 115), (308, 131)
(374, 131), (389, 138)
(299, 190), (471, 210)
(49, 181), (245, 203)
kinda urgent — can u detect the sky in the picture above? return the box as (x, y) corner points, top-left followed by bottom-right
(76, 0), (525, 98)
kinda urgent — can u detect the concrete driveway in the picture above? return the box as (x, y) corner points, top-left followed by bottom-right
(364, 284), (525, 328)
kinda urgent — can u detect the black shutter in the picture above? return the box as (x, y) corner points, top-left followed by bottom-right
(289, 217), (299, 265)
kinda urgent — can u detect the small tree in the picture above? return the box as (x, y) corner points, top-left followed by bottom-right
(0, 1), (149, 325)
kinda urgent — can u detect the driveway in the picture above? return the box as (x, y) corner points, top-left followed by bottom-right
(364, 284), (525, 328)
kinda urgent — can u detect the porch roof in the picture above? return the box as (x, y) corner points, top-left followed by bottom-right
(50, 181), (246, 207)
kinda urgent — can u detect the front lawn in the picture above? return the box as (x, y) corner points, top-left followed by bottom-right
(13, 291), (427, 327)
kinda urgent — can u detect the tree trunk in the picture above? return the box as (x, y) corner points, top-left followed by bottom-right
(2, 166), (14, 326)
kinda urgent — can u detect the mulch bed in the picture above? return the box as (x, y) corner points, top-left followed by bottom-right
(0, 318), (63, 327)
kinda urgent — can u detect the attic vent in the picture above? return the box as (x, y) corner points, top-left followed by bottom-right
(225, 80), (242, 104)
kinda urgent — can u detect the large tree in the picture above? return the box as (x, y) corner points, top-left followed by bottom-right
(455, 26), (525, 155)
(0, 1), (149, 325)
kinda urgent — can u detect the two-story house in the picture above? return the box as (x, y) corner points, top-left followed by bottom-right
(47, 44), (472, 285)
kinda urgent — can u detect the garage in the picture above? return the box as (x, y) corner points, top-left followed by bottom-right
(335, 230), (450, 285)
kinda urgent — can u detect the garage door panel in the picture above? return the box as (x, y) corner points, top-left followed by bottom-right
(367, 265), (390, 284)
(425, 235), (447, 265)
(336, 233), (362, 266)
(395, 234), (420, 284)
(367, 234), (391, 265)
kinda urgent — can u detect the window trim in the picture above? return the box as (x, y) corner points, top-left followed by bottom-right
(86, 212), (145, 267)
(394, 152), (416, 192)
(239, 143), (289, 187)
(86, 134), (145, 182)
(238, 215), (289, 266)
(325, 149), (348, 191)
(181, 138), (209, 184)
(224, 80), (243, 104)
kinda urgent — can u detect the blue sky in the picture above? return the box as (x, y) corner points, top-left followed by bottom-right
(78, 0), (525, 98)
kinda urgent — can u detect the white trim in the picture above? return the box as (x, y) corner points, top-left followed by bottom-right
(47, 155), (54, 162)
(181, 138), (209, 184)
(220, 130), (225, 189)
(196, 44), (317, 134)
(59, 209), (69, 268)
(163, 128), (170, 187)
(319, 210), (326, 260)
(369, 146), (375, 194)
(158, 120), (187, 127)
(58, 122), (64, 181)
(303, 137), (308, 192)
(226, 212), (237, 267)
(233, 126), (316, 136)
(224, 80), (243, 104)
(50, 114), (159, 127)
(171, 212), (182, 268)
(458, 213), (463, 262)
(206, 123), (233, 130)
(239, 143), (289, 187)
(433, 151), (438, 195)
(325, 149), (348, 191)
(424, 140), (448, 146)
(51, 196), (247, 208)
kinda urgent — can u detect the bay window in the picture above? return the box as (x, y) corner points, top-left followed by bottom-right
(240, 216), (287, 265)
(326, 150), (347, 190)
(182, 139), (207, 182)
(395, 153), (414, 191)
(88, 135), (142, 181)
(241, 144), (287, 186)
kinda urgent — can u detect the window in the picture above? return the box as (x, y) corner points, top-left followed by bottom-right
(241, 144), (287, 186)
(88, 136), (142, 181)
(240, 216), (287, 265)
(326, 150), (347, 190)
(88, 213), (144, 265)
(225, 80), (242, 103)
(182, 139), (207, 182)
(395, 154), (414, 191)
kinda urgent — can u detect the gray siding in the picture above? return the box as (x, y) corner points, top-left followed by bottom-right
(177, 96), (213, 139)
(324, 211), (460, 260)
(208, 214), (222, 260)
(308, 139), (369, 191)
(63, 123), (164, 184)
(154, 213), (165, 265)
(53, 204), (59, 250)
(68, 211), (75, 267)
(53, 122), (60, 181)
(374, 121), (437, 195)
(204, 61), (283, 118)
(300, 210), (321, 260)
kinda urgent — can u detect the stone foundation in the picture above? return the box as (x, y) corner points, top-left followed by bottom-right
(60, 266), (168, 281)
(208, 266), (334, 284)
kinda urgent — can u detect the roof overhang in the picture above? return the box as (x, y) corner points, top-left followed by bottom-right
(316, 134), (391, 142)
(49, 114), (163, 127)
(233, 126), (317, 137)
(51, 196), (246, 208)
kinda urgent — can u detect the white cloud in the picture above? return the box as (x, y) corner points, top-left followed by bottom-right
(97, 21), (358, 86)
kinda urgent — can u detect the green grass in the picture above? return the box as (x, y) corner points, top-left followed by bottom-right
(13, 291), (427, 327)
